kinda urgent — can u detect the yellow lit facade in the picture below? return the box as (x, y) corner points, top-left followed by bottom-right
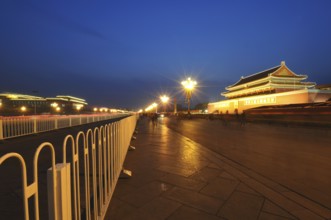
(0, 93), (47, 114)
(208, 62), (331, 114)
(0, 93), (88, 115)
(46, 95), (87, 113)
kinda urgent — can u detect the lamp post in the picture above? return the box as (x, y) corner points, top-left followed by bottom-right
(32, 90), (38, 115)
(152, 103), (158, 113)
(160, 95), (169, 113)
(181, 77), (197, 114)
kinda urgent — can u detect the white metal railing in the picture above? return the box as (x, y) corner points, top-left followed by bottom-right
(0, 113), (130, 140)
(0, 114), (138, 220)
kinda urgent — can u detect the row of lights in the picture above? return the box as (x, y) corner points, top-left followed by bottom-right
(93, 107), (111, 112)
(143, 77), (197, 114)
(145, 102), (158, 112)
(2, 102), (119, 115)
(3, 102), (76, 114)
(14, 105), (120, 115)
(51, 102), (83, 111)
(93, 107), (125, 113)
(19, 102), (62, 113)
(50, 102), (61, 112)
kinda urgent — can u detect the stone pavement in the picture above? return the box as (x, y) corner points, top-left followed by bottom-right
(106, 117), (329, 220)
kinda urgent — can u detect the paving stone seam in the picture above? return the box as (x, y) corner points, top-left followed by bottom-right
(257, 196), (267, 220)
(163, 204), (184, 220)
(198, 177), (241, 201)
(263, 200), (300, 220)
(215, 180), (248, 218)
(235, 185), (262, 197)
(262, 210), (297, 220)
(163, 124), (330, 219)
(165, 204), (224, 220)
(163, 189), (220, 216)
(173, 185), (224, 214)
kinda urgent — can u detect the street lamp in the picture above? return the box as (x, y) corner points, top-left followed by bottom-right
(181, 77), (197, 114)
(76, 104), (83, 112)
(21, 106), (27, 115)
(152, 102), (158, 113)
(51, 102), (58, 108)
(160, 95), (169, 113)
(145, 103), (158, 113)
(50, 102), (59, 114)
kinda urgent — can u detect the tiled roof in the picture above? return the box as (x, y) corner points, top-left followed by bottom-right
(228, 65), (281, 88)
(222, 81), (270, 95)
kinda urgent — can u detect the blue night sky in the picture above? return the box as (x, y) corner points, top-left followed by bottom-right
(1, 1), (331, 109)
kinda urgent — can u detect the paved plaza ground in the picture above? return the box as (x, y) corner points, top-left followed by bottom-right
(1, 116), (330, 219)
(107, 117), (331, 220)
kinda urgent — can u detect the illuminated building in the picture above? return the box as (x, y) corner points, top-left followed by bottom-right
(208, 61), (331, 114)
(0, 93), (88, 115)
(46, 95), (88, 113)
(0, 93), (47, 114)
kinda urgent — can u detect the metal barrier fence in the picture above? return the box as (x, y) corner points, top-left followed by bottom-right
(0, 114), (138, 220)
(0, 113), (130, 140)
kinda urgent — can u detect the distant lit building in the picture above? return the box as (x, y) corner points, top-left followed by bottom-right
(0, 93), (48, 114)
(46, 95), (88, 113)
(0, 93), (88, 115)
(208, 61), (331, 114)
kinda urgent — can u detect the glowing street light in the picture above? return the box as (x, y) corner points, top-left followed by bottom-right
(152, 102), (158, 113)
(76, 104), (83, 111)
(160, 95), (169, 112)
(50, 102), (59, 114)
(50, 102), (58, 108)
(21, 106), (27, 115)
(181, 77), (197, 114)
(145, 103), (158, 113)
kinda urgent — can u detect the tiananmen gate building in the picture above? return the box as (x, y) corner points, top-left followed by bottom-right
(208, 61), (331, 114)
